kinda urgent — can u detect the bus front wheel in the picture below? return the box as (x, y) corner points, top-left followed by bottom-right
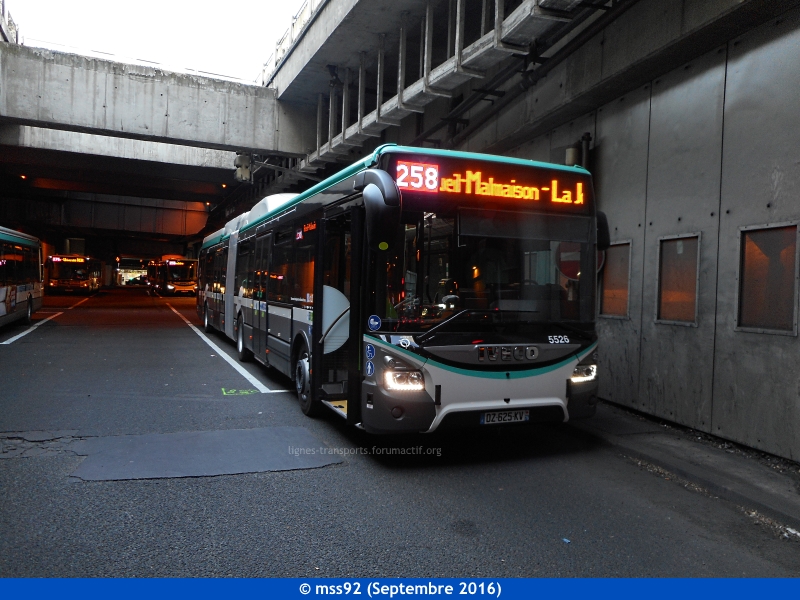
(295, 348), (320, 417)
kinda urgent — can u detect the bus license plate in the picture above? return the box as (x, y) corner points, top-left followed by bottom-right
(480, 410), (530, 425)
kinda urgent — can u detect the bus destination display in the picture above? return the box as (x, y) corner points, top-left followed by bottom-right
(393, 158), (589, 208)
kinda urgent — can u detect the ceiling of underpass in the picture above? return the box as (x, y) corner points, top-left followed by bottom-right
(0, 130), (247, 258)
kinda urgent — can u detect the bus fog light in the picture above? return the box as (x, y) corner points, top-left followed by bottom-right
(571, 364), (597, 383)
(384, 370), (425, 391)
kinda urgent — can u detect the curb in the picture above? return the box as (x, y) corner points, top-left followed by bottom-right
(571, 421), (800, 533)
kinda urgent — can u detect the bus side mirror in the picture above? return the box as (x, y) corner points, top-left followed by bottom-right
(355, 169), (402, 251)
(596, 211), (610, 251)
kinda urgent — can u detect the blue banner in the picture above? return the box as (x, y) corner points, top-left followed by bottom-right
(1, 578), (798, 599)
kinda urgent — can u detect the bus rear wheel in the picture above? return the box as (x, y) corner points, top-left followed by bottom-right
(203, 304), (213, 333)
(295, 348), (320, 417)
(236, 316), (252, 362)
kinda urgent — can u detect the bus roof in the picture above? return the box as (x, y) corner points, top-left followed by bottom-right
(0, 225), (41, 248)
(202, 144), (592, 248)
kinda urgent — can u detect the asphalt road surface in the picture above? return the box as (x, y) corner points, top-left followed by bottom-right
(1, 288), (798, 577)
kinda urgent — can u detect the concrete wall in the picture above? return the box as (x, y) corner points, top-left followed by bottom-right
(0, 44), (316, 155)
(491, 6), (800, 459)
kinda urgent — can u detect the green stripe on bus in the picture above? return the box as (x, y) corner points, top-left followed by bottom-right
(368, 336), (597, 380)
(0, 231), (39, 247)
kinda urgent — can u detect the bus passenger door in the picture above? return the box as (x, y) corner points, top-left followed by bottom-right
(253, 233), (271, 364)
(314, 212), (356, 418)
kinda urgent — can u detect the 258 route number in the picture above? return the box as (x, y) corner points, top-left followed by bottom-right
(396, 161), (439, 193)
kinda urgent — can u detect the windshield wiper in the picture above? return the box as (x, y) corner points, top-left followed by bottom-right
(415, 309), (471, 342)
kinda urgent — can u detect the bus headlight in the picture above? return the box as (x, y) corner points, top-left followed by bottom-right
(167, 284), (175, 290)
(571, 364), (597, 383)
(384, 370), (425, 391)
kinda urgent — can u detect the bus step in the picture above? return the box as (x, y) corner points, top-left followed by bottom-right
(322, 399), (348, 419)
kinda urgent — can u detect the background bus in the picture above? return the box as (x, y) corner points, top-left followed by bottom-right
(0, 226), (43, 327)
(150, 258), (197, 295)
(46, 255), (101, 294)
(198, 145), (609, 434)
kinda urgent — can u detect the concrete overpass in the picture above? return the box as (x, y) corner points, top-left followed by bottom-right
(0, 43), (317, 255)
(0, 43), (315, 155)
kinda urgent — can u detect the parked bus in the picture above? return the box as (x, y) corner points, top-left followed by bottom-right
(0, 226), (43, 327)
(159, 258), (197, 295)
(148, 258), (198, 295)
(146, 260), (162, 289)
(198, 145), (609, 433)
(46, 255), (101, 294)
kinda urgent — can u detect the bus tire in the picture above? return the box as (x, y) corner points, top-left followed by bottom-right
(24, 297), (33, 325)
(203, 304), (213, 333)
(236, 315), (252, 362)
(294, 346), (320, 417)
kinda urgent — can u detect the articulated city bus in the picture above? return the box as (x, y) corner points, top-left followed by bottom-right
(0, 226), (43, 328)
(46, 255), (102, 294)
(150, 258), (198, 295)
(198, 145), (609, 433)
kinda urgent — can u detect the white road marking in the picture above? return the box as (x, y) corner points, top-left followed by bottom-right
(166, 303), (288, 395)
(1, 312), (64, 345)
(67, 298), (90, 309)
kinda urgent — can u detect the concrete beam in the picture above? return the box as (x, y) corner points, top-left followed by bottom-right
(0, 125), (236, 169)
(0, 191), (208, 237)
(0, 44), (316, 156)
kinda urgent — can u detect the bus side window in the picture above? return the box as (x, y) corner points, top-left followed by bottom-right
(204, 252), (213, 290)
(295, 229), (316, 307)
(236, 239), (252, 298)
(270, 242), (292, 303)
(255, 234), (268, 301)
(221, 248), (228, 290)
(22, 247), (31, 283)
(0, 243), (7, 286)
(6, 245), (22, 285)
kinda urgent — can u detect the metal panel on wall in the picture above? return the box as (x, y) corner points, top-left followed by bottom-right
(638, 47), (727, 432)
(712, 10), (800, 460)
(593, 85), (651, 408)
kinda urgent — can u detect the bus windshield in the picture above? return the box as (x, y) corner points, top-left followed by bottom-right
(166, 263), (196, 281)
(50, 263), (90, 280)
(370, 210), (594, 332)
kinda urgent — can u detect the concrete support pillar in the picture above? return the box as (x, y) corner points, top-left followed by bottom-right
(316, 93), (323, 153)
(454, 0), (466, 66)
(397, 15), (407, 108)
(494, 0), (505, 46)
(423, 1), (450, 98)
(419, 19), (425, 80)
(447, 0), (455, 59)
(376, 34), (386, 122)
(423, 2), (433, 82)
(341, 68), (351, 142)
(328, 86), (337, 147)
(358, 53), (366, 134)
(481, 0), (489, 36)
